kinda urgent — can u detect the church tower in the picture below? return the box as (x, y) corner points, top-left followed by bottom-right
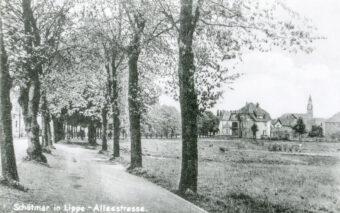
(307, 95), (313, 118)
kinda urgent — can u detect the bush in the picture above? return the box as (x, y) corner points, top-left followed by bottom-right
(261, 135), (269, 140)
(330, 131), (340, 140)
(309, 125), (323, 138)
(219, 147), (228, 152)
(268, 143), (302, 153)
(236, 143), (246, 149)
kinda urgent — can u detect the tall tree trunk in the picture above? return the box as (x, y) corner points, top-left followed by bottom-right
(41, 94), (49, 148)
(127, 14), (145, 169)
(70, 124), (73, 138)
(26, 73), (47, 163)
(88, 122), (96, 145)
(128, 54), (142, 168)
(128, 47), (142, 168)
(41, 94), (52, 153)
(21, 0), (46, 163)
(0, 15), (19, 181)
(47, 119), (53, 148)
(65, 123), (70, 143)
(52, 115), (64, 143)
(111, 63), (120, 158)
(178, 0), (200, 194)
(101, 108), (108, 151)
(20, 75), (45, 162)
(73, 126), (76, 138)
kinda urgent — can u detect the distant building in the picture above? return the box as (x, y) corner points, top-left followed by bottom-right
(276, 96), (324, 130)
(324, 112), (340, 138)
(217, 102), (271, 139)
(10, 90), (26, 138)
(271, 116), (296, 140)
(216, 110), (232, 136)
(277, 96), (314, 129)
(272, 96), (325, 139)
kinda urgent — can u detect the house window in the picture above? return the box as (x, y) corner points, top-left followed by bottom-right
(263, 130), (267, 135)
(232, 122), (238, 129)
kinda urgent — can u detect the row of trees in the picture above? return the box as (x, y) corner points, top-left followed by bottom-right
(142, 105), (181, 138)
(293, 118), (323, 140)
(142, 106), (220, 139)
(0, 0), (317, 194)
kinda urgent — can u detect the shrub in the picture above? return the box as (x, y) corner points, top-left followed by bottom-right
(236, 142), (246, 149)
(268, 143), (302, 153)
(330, 131), (340, 140)
(309, 125), (323, 138)
(219, 147), (228, 152)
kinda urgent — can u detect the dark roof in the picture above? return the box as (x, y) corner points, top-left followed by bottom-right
(277, 114), (298, 127)
(217, 110), (232, 121)
(280, 112), (310, 120)
(241, 103), (271, 121)
(272, 119), (281, 125)
(229, 113), (238, 121)
(326, 112), (340, 122)
(229, 102), (271, 122)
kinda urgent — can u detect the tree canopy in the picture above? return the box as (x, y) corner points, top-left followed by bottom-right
(0, 0), (319, 192)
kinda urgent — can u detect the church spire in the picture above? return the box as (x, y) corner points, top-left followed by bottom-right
(307, 95), (313, 118)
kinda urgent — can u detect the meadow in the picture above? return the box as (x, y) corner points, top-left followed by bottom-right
(114, 138), (340, 213)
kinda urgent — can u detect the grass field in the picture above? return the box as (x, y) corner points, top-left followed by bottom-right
(113, 138), (340, 213)
(2, 138), (339, 212)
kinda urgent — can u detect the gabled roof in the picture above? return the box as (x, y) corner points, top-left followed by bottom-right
(277, 113), (298, 127)
(228, 102), (271, 122)
(326, 112), (340, 122)
(272, 119), (281, 126)
(217, 110), (232, 121)
(240, 103), (271, 121)
(229, 113), (239, 121)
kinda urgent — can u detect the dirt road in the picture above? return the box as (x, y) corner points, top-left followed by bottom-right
(0, 140), (206, 213)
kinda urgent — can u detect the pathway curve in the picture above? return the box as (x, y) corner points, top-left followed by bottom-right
(3, 140), (206, 213)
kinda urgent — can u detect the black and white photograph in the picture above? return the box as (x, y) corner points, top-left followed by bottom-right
(0, 0), (339, 212)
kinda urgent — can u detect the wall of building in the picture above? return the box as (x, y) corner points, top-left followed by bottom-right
(218, 120), (232, 136)
(271, 126), (294, 140)
(218, 120), (271, 139)
(238, 121), (270, 139)
(11, 91), (26, 138)
(255, 121), (271, 139)
(324, 122), (340, 137)
(11, 108), (26, 138)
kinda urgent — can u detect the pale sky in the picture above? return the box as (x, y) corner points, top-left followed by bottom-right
(160, 0), (340, 119)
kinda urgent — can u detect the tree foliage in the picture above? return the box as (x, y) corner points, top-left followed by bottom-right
(142, 105), (181, 138)
(308, 125), (323, 138)
(197, 111), (219, 136)
(293, 117), (306, 139)
(158, 0), (318, 111)
(0, 0), (319, 191)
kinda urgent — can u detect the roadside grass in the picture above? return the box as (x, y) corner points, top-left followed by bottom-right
(0, 140), (114, 213)
(3, 138), (339, 212)
(0, 140), (70, 212)
(111, 138), (340, 213)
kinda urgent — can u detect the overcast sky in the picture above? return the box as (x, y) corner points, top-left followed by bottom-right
(160, 0), (340, 119)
